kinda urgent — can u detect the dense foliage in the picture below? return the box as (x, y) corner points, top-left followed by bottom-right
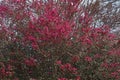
(0, 0), (120, 80)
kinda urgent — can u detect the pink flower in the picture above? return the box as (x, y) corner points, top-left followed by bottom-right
(24, 57), (37, 67)
(108, 49), (120, 56)
(80, 36), (92, 45)
(76, 76), (81, 80)
(28, 35), (36, 42)
(111, 72), (118, 78)
(94, 54), (101, 59)
(84, 56), (92, 62)
(101, 62), (108, 68)
(71, 55), (80, 63)
(60, 65), (65, 71)
(28, 22), (36, 29)
(0, 5), (9, 14)
(70, 67), (78, 74)
(81, 27), (92, 33)
(32, 42), (38, 49)
(0, 67), (6, 76)
(56, 60), (62, 65)
(64, 63), (71, 69)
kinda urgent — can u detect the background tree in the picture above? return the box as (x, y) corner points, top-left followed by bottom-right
(82, 0), (120, 35)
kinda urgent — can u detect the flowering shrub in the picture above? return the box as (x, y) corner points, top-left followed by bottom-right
(0, 0), (120, 80)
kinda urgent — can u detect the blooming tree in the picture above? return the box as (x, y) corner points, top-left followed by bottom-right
(0, 0), (120, 80)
